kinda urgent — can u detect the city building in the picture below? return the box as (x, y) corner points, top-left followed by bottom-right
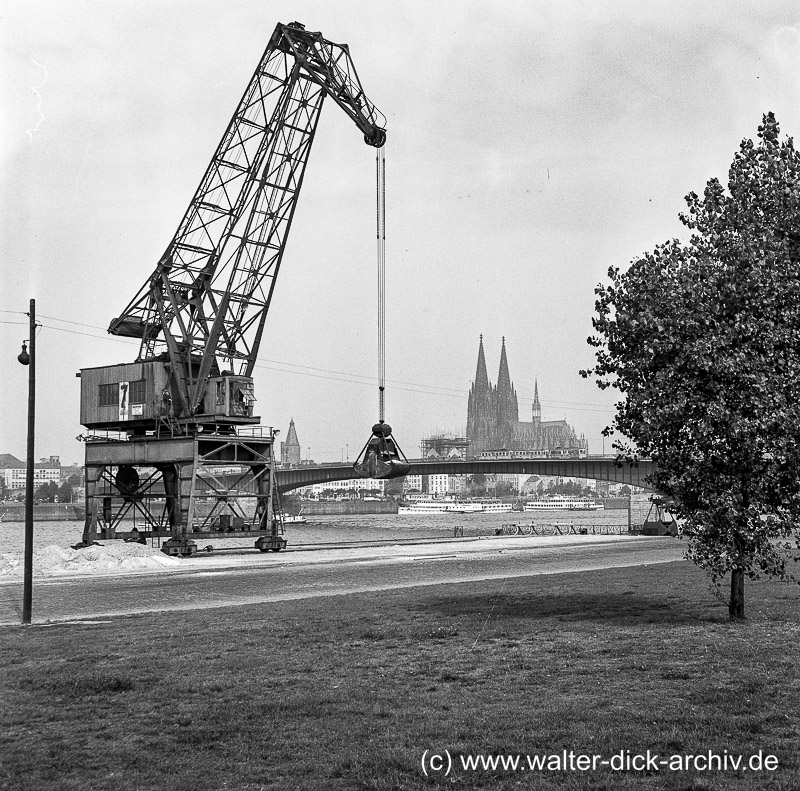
(420, 434), (470, 460)
(427, 474), (449, 497)
(298, 478), (387, 499)
(466, 336), (587, 457)
(401, 472), (467, 497)
(0, 454), (63, 490)
(403, 474), (423, 494)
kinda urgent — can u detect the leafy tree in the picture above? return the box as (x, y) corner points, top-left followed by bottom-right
(494, 481), (515, 497)
(468, 473), (487, 496)
(34, 481), (59, 502)
(57, 482), (73, 503)
(584, 113), (800, 620)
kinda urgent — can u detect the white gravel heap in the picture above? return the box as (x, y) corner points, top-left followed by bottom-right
(0, 542), (181, 577)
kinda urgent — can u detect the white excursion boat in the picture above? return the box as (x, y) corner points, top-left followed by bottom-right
(398, 500), (464, 515)
(523, 496), (604, 512)
(398, 498), (514, 515)
(469, 499), (514, 514)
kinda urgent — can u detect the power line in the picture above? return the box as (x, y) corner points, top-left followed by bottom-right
(15, 310), (615, 414)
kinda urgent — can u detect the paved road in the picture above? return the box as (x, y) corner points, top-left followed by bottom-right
(0, 536), (684, 625)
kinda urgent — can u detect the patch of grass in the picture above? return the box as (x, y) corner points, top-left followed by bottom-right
(1, 561), (799, 790)
(20, 669), (137, 697)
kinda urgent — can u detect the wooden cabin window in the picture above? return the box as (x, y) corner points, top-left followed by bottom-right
(98, 383), (119, 406)
(129, 379), (146, 404)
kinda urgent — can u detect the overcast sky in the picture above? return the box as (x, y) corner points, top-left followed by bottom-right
(2, 0), (799, 465)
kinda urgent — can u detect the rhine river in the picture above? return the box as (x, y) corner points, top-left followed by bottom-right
(0, 509), (632, 555)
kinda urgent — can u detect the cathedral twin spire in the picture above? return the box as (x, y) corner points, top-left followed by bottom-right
(466, 336), (582, 456)
(467, 336), (518, 454)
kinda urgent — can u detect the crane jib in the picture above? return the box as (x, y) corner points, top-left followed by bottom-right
(84, 21), (386, 435)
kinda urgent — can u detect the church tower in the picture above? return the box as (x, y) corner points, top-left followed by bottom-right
(494, 337), (518, 448)
(532, 379), (541, 426)
(280, 418), (302, 466)
(467, 335), (494, 456)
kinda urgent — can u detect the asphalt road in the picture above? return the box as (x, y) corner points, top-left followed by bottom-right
(0, 536), (684, 625)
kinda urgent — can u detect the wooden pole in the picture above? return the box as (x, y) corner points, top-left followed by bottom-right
(22, 298), (36, 624)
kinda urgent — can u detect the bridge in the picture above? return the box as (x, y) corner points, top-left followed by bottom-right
(275, 455), (656, 493)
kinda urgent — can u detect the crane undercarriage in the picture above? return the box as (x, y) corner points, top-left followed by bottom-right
(83, 431), (286, 555)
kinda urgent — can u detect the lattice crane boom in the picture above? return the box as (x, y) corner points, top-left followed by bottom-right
(105, 22), (385, 424)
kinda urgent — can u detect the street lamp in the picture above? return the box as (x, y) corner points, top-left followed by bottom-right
(17, 299), (36, 625)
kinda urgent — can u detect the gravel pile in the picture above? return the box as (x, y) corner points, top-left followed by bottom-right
(0, 542), (180, 577)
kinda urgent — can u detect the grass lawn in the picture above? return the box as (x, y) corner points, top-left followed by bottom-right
(1, 560), (799, 790)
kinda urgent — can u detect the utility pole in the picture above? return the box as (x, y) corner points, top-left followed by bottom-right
(17, 299), (36, 625)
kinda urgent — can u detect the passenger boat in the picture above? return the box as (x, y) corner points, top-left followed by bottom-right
(397, 498), (514, 515)
(398, 499), (467, 515)
(469, 499), (514, 514)
(523, 496), (604, 511)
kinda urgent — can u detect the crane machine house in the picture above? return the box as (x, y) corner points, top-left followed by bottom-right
(78, 22), (388, 556)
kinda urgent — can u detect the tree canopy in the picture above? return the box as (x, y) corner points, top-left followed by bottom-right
(34, 481), (59, 503)
(584, 113), (800, 619)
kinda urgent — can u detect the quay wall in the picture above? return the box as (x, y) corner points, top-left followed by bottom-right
(0, 503), (86, 522)
(298, 501), (398, 516)
(601, 497), (630, 511)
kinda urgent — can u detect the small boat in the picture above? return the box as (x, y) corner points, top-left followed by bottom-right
(279, 511), (308, 524)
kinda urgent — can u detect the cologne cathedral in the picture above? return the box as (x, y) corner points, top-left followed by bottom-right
(466, 336), (587, 457)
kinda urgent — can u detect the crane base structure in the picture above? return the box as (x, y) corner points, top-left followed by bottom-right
(81, 430), (286, 556)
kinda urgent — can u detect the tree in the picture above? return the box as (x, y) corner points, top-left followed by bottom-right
(57, 482), (73, 503)
(584, 113), (800, 621)
(494, 481), (515, 497)
(468, 474), (487, 496)
(34, 481), (59, 503)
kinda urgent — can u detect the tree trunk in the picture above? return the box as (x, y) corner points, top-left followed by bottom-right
(729, 567), (745, 621)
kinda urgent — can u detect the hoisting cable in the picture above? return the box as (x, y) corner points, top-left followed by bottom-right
(352, 145), (411, 480)
(377, 145), (386, 422)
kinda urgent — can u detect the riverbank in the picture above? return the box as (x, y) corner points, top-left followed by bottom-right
(0, 511), (632, 557)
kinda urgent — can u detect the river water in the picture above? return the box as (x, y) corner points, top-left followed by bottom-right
(0, 509), (630, 555)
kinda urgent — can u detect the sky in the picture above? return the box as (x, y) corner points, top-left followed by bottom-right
(1, 0), (799, 466)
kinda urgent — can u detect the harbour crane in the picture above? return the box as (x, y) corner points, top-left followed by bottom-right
(79, 22), (394, 554)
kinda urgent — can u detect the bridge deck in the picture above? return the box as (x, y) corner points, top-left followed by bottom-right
(275, 456), (655, 493)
